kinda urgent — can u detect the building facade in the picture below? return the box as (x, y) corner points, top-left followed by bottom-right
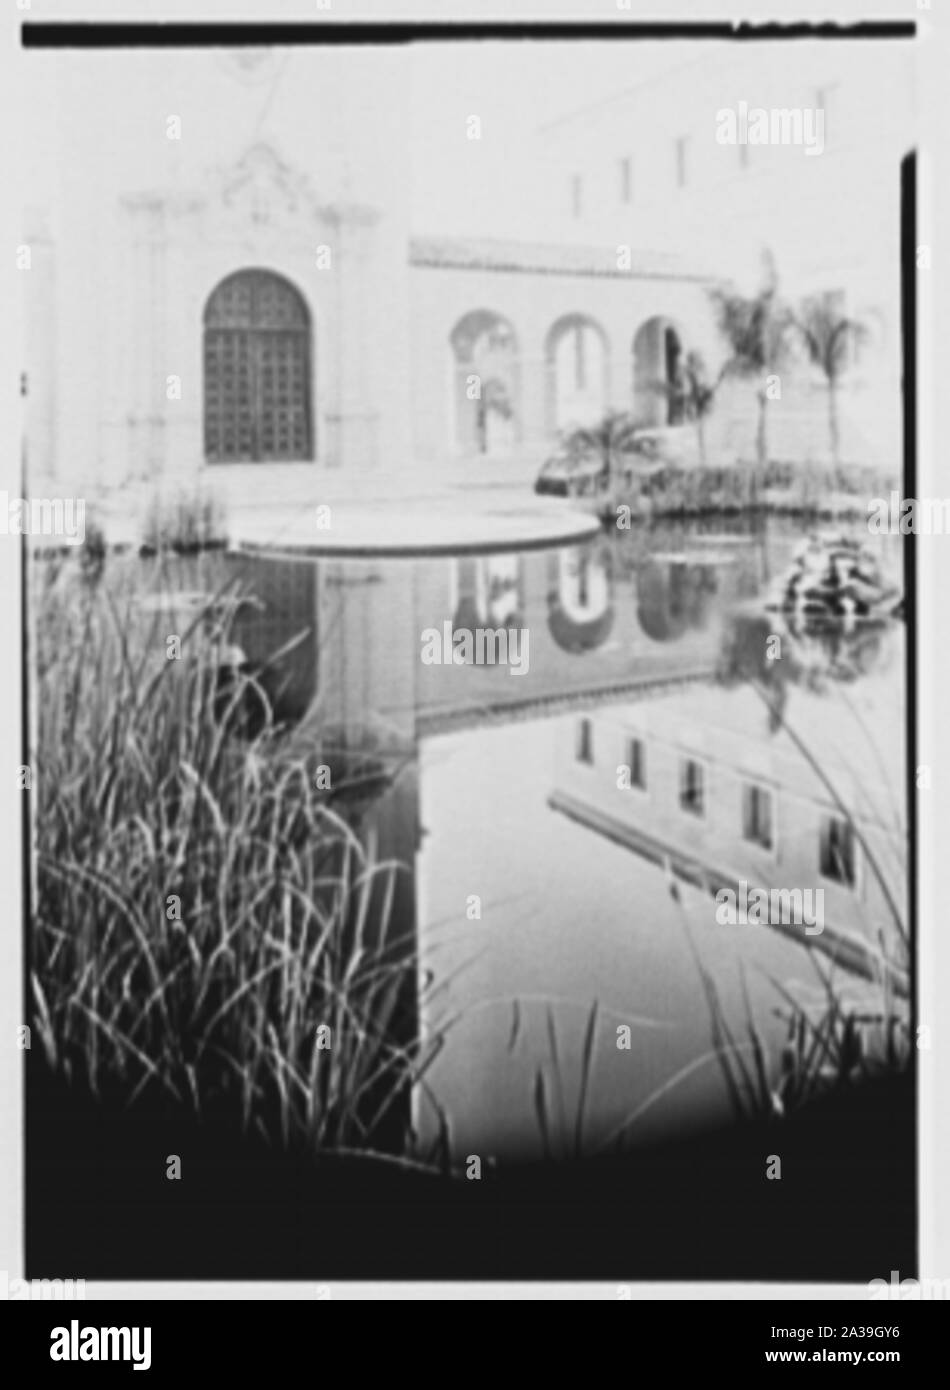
(20, 42), (912, 511)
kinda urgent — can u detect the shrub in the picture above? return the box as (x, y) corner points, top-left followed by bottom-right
(140, 489), (228, 555)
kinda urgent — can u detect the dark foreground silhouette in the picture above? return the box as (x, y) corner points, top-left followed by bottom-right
(27, 1060), (914, 1283)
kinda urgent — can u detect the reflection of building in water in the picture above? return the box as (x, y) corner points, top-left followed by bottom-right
(228, 554), (318, 722)
(413, 540), (750, 731)
(228, 551), (420, 747)
(311, 558), (419, 750)
(451, 554), (525, 632)
(636, 555), (722, 643)
(227, 538), (757, 740)
(550, 679), (906, 977)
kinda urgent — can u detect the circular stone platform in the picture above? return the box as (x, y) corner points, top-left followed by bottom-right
(232, 495), (600, 559)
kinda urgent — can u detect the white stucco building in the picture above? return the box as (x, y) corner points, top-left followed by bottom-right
(19, 40), (913, 513)
(538, 40), (914, 476)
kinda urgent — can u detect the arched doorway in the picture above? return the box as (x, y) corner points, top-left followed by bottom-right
(204, 269), (313, 462)
(632, 317), (685, 427)
(545, 314), (609, 433)
(450, 310), (519, 454)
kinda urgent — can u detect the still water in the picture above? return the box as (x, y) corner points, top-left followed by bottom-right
(201, 518), (906, 1161)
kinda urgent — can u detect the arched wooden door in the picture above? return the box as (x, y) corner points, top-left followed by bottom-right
(204, 269), (313, 462)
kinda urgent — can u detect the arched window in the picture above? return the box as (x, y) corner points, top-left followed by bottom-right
(204, 269), (312, 462)
(544, 314), (609, 432)
(632, 316), (684, 427)
(449, 310), (520, 455)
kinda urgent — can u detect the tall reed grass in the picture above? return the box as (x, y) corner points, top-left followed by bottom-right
(30, 552), (435, 1157)
(686, 673), (911, 1123)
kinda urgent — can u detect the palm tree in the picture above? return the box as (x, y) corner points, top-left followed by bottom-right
(709, 252), (794, 494)
(559, 408), (644, 491)
(651, 350), (720, 466)
(793, 298), (868, 469)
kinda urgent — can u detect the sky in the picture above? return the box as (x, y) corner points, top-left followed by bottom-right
(407, 42), (693, 237)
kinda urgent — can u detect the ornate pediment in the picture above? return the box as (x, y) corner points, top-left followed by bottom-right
(124, 143), (327, 232)
(121, 144), (385, 251)
(215, 144), (321, 226)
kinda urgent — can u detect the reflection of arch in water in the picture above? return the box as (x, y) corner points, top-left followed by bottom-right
(636, 558), (718, 643)
(632, 316), (685, 426)
(544, 313), (609, 432)
(451, 554), (524, 631)
(547, 543), (615, 652)
(450, 310), (520, 453)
